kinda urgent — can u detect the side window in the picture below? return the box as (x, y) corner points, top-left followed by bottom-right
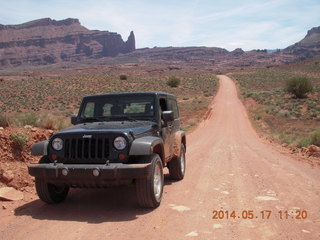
(102, 103), (112, 116)
(159, 98), (168, 111)
(82, 102), (95, 118)
(124, 102), (153, 115)
(167, 99), (179, 119)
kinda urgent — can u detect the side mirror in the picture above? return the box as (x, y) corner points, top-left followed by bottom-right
(162, 110), (174, 122)
(71, 115), (78, 125)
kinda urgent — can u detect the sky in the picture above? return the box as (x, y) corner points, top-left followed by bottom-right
(0, 0), (319, 51)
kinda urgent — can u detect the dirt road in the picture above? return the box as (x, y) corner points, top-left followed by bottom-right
(1, 75), (319, 240)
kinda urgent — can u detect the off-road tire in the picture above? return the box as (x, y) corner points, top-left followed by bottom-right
(136, 154), (164, 208)
(35, 156), (69, 204)
(167, 144), (186, 180)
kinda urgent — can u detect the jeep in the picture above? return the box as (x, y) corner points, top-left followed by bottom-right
(28, 92), (186, 208)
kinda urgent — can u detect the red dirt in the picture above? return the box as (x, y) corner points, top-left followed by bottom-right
(0, 127), (55, 190)
(0, 75), (319, 239)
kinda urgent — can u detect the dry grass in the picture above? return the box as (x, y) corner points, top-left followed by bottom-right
(230, 57), (320, 147)
(0, 63), (218, 131)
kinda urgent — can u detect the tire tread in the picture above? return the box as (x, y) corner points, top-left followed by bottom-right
(168, 144), (185, 180)
(136, 154), (163, 208)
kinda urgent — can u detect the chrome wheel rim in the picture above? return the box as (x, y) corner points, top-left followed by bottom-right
(154, 163), (162, 200)
(180, 152), (185, 174)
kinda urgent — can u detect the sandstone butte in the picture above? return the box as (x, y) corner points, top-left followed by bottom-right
(0, 18), (135, 67)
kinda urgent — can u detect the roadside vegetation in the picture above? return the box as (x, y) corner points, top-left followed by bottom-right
(230, 57), (320, 148)
(166, 76), (181, 87)
(0, 64), (218, 131)
(0, 112), (70, 131)
(0, 114), (11, 128)
(10, 133), (28, 151)
(286, 77), (313, 98)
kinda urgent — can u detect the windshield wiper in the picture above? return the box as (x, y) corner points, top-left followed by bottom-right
(109, 116), (138, 121)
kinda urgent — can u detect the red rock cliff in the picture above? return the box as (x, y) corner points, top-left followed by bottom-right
(0, 18), (136, 67)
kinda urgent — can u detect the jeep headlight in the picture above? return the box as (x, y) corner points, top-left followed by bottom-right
(113, 136), (127, 150)
(52, 138), (63, 151)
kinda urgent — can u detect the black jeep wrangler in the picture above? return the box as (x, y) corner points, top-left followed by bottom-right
(28, 92), (186, 208)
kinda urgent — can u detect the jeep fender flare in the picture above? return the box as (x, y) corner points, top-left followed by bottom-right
(31, 140), (49, 156)
(173, 130), (186, 157)
(129, 136), (164, 161)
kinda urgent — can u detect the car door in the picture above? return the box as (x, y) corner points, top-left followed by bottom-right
(167, 98), (180, 156)
(159, 97), (173, 161)
(167, 98), (180, 134)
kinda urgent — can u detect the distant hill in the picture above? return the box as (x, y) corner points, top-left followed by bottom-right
(121, 26), (320, 69)
(0, 18), (135, 67)
(120, 46), (296, 69)
(0, 18), (319, 69)
(283, 26), (320, 59)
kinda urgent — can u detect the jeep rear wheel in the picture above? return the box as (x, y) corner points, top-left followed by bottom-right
(168, 144), (186, 180)
(136, 154), (164, 208)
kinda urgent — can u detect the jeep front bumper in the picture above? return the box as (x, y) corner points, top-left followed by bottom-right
(28, 163), (152, 187)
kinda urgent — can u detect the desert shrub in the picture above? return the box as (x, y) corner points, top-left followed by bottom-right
(285, 77), (313, 98)
(311, 129), (320, 146)
(16, 112), (40, 127)
(278, 111), (290, 118)
(166, 77), (181, 87)
(10, 133), (28, 150)
(39, 114), (70, 130)
(39, 115), (55, 129)
(57, 119), (69, 131)
(0, 114), (10, 128)
(297, 137), (312, 148)
(120, 75), (127, 80)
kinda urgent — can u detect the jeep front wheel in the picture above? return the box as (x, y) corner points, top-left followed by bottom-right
(168, 144), (186, 180)
(35, 178), (69, 204)
(136, 154), (164, 208)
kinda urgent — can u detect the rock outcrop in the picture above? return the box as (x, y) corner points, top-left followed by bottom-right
(231, 48), (245, 56)
(0, 18), (135, 67)
(283, 26), (320, 59)
(121, 26), (320, 68)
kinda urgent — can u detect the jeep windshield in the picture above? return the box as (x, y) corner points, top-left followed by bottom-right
(79, 95), (156, 122)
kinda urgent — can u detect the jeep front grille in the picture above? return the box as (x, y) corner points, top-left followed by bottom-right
(64, 137), (110, 161)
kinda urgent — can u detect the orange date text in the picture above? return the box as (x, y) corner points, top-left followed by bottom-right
(212, 210), (308, 220)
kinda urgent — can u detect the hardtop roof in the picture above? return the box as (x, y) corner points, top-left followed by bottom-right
(83, 92), (176, 100)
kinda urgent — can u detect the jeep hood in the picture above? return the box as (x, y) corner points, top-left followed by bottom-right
(58, 121), (158, 137)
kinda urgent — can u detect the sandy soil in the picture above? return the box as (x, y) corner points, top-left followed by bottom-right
(0, 75), (319, 240)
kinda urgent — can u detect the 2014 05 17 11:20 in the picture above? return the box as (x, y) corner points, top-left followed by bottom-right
(212, 210), (308, 220)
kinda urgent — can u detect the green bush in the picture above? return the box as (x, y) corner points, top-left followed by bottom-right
(10, 133), (28, 150)
(311, 129), (320, 146)
(119, 75), (127, 80)
(297, 137), (312, 148)
(0, 114), (10, 128)
(166, 77), (181, 87)
(285, 77), (313, 98)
